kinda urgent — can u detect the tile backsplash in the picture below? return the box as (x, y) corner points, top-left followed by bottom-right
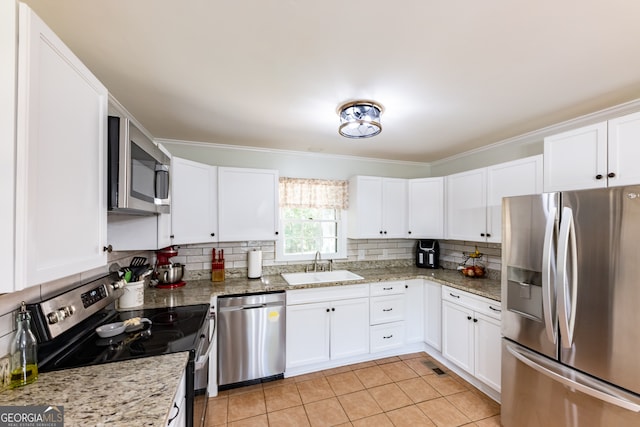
(0, 239), (501, 359)
(175, 239), (502, 280)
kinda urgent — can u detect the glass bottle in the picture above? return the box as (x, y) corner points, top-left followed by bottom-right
(10, 301), (38, 388)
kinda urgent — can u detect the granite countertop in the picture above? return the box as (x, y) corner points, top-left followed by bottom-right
(0, 266), (499, 426)
(0, 352), (189, 427)
(142, 266), (501, 308)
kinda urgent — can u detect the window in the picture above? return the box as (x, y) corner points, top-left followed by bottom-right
(277, 178), (348, 261)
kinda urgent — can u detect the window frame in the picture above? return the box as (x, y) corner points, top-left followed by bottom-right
(276, 207), (348, 262)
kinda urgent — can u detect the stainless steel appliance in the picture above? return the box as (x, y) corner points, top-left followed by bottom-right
(30, 274), (212, 427)
(501, 187), (640, 426)
(217, 292), (285, 388)
(107, 115), (171, 215)
(416, 239), (439, 268)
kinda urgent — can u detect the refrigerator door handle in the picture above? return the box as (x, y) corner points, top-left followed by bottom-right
(506, 341), (640, 413)
(541, 205), (557, 344)
(557, 206), (578, 349)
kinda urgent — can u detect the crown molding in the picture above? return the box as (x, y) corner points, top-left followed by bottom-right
(155, 138), (430, 167)
(431, 98), (640, 167)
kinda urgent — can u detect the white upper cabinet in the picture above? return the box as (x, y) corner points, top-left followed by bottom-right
(0, 0), (18, 294)
(14, 4), (108, 289)
(407, 177), (444, 239)
(544, 122), (608, 192)
(348, 176), (407, 238)
(486, 155), (543, 243)
(607, 112), (640, 187)
(446, 156), (542, 243)
(171, 157), (218, 245)
(445, 167), (487, 242)
(217, 167), (279, 242)
(544, 112), (640, 192)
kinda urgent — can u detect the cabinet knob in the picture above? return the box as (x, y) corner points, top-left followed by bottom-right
(275, 231), (279, 235)
(103, 245), (113, 253)
(210, 233), (215, 237)
(170, 235), (175, 239)
(383, 231), (387, 234)
(326, 308), (330, 312)
(486, 233), (491, 237)
(608, 172), (616, 178)
(480, 233), (485, 237)
(596, 174), (603, 180)
(379, 230), (384, 235)
(467, 316), (472, 320)
(408, 231), (412, 235)
(473, 318), (478, 323)
(331, 307), (335, 312)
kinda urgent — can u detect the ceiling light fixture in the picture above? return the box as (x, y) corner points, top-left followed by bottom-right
(337, 100), (384, 138)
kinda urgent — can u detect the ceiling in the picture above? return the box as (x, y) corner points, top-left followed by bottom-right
(22, 0), (640, 163)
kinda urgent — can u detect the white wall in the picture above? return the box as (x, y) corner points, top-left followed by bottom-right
(157, 139), (432, 180)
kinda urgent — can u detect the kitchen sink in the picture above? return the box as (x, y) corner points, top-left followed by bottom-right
(281, 270), (364, 286)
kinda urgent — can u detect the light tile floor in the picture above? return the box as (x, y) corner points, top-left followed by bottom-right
(206, 352), (500, 427)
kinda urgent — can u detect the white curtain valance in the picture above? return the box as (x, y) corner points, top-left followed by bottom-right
(279, 177), (349, 210)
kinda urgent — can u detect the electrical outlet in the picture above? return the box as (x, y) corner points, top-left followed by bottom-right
(0, 356), (10, 388)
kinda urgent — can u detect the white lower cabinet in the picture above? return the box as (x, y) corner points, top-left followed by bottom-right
(370, 281), (406, 353)
(423, 280), (442, 350)
(404, 279), (425, 344)
(441, 286), (502, 392)
(370, 322), (405, 353)
(286, 285), (369, 369)
(167, 369), (186, 427)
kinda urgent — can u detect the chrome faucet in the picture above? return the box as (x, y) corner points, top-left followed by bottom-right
(313, 251), (321, 272)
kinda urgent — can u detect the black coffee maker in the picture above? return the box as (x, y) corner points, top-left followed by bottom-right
(416, 239), (439, 268)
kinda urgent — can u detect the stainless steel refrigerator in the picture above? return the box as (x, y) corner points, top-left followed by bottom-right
(501, 186), (640, 427)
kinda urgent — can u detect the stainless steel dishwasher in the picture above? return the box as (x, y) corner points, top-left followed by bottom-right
(217, 291), (286, 388)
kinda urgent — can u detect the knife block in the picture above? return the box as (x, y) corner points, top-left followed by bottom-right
(211, 261), (225, 282)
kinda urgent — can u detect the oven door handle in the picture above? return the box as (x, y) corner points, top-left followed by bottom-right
(194, 315), (215, 371)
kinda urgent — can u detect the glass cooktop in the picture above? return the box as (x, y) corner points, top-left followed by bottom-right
(40, 304), (209, 372)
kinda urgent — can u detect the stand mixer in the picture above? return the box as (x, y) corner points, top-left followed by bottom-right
(154, 246), (185, 288)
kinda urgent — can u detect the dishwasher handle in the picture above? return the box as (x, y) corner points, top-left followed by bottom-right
(242, 304), (267, 310)
(219, 302), (285, 312)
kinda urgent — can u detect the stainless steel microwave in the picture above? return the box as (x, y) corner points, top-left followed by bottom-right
(107, 116), (170, 215)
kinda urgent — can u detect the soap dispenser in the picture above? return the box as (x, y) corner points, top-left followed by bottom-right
(10, 301), (38, 388)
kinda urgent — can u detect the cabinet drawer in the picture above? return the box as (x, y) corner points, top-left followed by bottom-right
(370, 281), (405, 296)
(370, 295), (405, 325)
(370, 322), (405, 353)
(442, 286), (502, 320)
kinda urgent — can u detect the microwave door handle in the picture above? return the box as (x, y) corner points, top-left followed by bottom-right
(154, 166), (170, 200)
(541, 205), (558, 344)
(557, 207), (578, 349)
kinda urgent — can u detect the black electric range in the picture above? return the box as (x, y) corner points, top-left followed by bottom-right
(28, 274), (211, 427)
(37, 305), (209, 371)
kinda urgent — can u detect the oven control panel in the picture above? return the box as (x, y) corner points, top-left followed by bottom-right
(35, 275), (124, 340)
(81, 285), (108, 308)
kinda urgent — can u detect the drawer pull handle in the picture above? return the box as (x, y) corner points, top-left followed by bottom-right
(450, 293), (460, 299)
(489, 306), (501, 312)
(383, 287), (393, 290)
(382, 308), (393, 312)
(383, 334), (393, 339)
